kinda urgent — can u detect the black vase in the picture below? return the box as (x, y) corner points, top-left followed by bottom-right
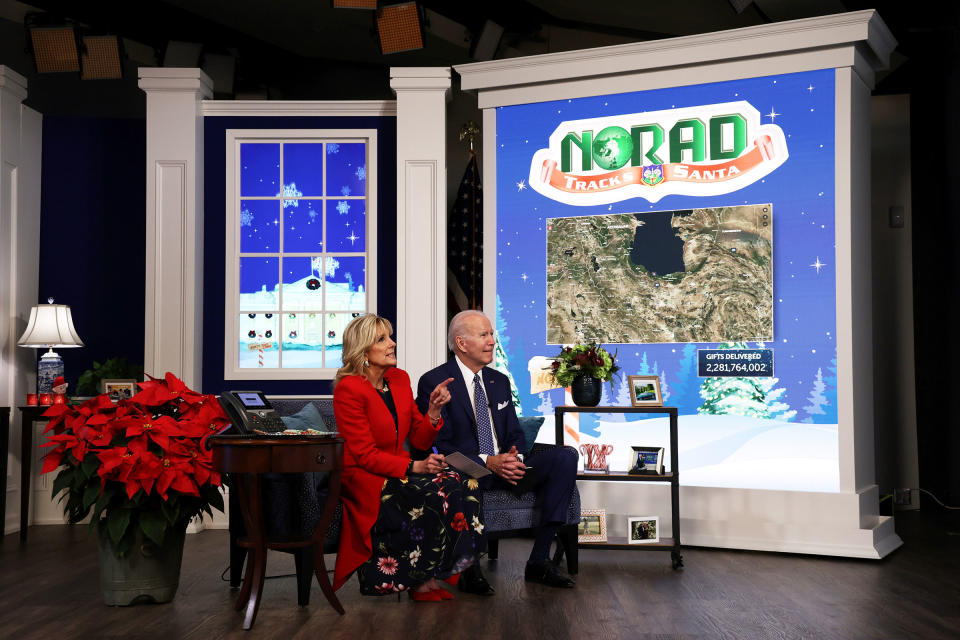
(570, 375), (602, 407)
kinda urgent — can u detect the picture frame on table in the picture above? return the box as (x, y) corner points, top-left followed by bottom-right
(628, 446), (665, 475)
(102, 379), (138, 403)
(578, 509), (607, 543)
(628, 516), (659, 544)
(628, 375), (663, 406)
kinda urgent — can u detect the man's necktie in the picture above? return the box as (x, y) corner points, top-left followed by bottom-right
(474, 374), (496, 455)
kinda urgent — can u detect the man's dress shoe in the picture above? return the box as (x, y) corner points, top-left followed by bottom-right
(524, 560), (575, 588)
(457, 564), (495, 595)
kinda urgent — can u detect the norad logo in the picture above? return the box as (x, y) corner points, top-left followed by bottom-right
(529, 101), (788, 205)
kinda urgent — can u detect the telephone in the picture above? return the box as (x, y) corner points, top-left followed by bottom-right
(218, 390), (286, 434)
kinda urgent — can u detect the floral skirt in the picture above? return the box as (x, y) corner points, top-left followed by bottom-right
(356, 470), (484, 595)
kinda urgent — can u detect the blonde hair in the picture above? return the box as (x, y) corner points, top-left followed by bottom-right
(332, 314), (394, 390)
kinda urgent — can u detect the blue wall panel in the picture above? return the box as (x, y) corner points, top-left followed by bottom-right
(202, 116), (397, 396)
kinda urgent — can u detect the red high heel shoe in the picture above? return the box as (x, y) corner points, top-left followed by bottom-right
(443, 574), (460, 586)
(431, 588), (455, 600)
(409, 589), (444, 602)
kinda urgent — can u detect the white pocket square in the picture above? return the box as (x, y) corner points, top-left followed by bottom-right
(497, 400), (509, 410)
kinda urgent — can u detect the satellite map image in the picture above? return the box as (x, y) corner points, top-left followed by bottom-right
(546, 204), (773, 344)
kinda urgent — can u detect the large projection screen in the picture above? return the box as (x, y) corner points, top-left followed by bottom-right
(494, 70), (838, 493)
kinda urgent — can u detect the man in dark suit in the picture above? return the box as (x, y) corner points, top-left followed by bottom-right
(416, 310), (578, 591)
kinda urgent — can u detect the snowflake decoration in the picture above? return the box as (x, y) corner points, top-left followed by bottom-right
(279, 182), (303, 208)
(336, 200), (351, 215)
(355, 165), (366, 181)
(340, 185), (352, 196)
(327, 143), (340, 154)
(240, 208), (254, 227)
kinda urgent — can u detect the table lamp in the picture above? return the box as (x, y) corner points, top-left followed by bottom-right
(17, 297), (84, 394)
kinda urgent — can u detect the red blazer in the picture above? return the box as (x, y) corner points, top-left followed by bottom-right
(332, 367), (442, 590)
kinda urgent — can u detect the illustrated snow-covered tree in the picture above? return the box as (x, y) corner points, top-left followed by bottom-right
(823, 356), (839, 423)
(493, 295), (522, 413)
(698, 343), (770, 419)
(801, 367), (829, 423)
(670, 343), (698, 413)
(638, 352), (650, 374)
(698, 375), (770, 418)
(536, 390), (555, 416)
(759, 377), (796, 422)
(598, 381), (624, 421)
(493, 331), (522, 413)
(615, 375), (632, 406)
(659, 369), (671, 404)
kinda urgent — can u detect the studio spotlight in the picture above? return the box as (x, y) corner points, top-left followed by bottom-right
(376, 2), (424, 54)
(80, 35), (124, 80)
(333, 0), (377, 8)
(26, 13), (80, 74)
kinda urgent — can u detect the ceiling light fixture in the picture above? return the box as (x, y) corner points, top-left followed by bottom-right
(80, 35), (124, 80)
(333, 0), (378, 9)
(26, 13), (80, 74)
(375, 2), (424, 54)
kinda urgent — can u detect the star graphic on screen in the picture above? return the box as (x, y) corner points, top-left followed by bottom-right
(766, 107), (780, 121)
(807, 84), (815, 92)
(520, 272), (528, 282)
(347, 231), (359, 245)
(810, 257), (826, 273)
(516, 179), (526, 191)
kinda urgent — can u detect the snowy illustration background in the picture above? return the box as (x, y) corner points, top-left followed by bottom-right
(236, 141), (367, 369)
(494, 69), (840, 491)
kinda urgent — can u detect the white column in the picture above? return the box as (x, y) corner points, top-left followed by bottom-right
(138, 69), (212, 389)
(390, 68), (450, 384)
(1, 66), (43, 534)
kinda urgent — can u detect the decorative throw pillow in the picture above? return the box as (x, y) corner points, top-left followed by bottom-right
(280, 402), (331, 432)
(517, 416), (545, 453)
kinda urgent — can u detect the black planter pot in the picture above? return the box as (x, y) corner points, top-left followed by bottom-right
(570, 375), (602, 407)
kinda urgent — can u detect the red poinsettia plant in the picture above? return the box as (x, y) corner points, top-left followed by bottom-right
(41, 372), (230, 556)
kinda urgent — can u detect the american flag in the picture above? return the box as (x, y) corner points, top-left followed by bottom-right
(448, 152), (483, 312)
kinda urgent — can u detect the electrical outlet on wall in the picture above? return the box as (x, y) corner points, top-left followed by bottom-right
(894, 488), (912, 506)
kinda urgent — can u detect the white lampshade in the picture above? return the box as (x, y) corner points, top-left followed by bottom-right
(17, 299), (84, 348)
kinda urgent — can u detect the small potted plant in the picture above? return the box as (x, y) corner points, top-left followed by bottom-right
(546, 342), (619, 406)
(41, 372), (230, 605)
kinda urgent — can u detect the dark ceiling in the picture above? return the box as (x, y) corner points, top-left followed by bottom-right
(1, 0), (954, 103)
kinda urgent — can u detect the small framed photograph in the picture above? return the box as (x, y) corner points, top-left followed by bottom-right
(628, 516), (659, 544)
(102, 379), (138, 403)
(628, 375), (663, 406)
(578, 509), (607, 543)
(629, 446), (664, 475)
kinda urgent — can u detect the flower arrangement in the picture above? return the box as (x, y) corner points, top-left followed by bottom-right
(547, 342), (620, 387)
(41, 373), (229, 556)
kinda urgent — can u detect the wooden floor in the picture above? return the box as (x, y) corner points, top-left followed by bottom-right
(1, 510), (958, 639)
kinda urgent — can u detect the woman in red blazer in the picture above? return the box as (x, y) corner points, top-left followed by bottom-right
(332, 314), (484, 601)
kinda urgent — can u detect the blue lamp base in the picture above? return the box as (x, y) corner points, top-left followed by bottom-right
(37, 348), (64, 394)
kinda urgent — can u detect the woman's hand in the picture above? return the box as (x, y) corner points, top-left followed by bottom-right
(426, 377), (454, 424)
(412, 453), (446, 475)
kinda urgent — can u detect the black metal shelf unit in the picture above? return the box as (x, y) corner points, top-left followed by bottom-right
(555, 405), (683, 569)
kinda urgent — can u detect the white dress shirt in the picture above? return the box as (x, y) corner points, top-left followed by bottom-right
(454, 355), (500, 462)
